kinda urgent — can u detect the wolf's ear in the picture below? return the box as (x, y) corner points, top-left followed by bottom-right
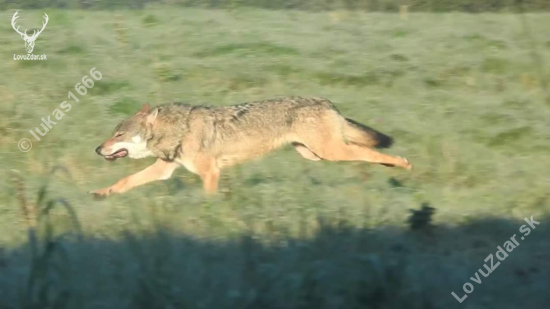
(137, 103), (150, 115)
(146, 108), (159, 125)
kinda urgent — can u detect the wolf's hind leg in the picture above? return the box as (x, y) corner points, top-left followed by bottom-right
(302, 131), (412, 169)
(322, 143), (412, 169)
(297, 113), (412, 169)
(91, 158), (179, 198)
(292, 143), (322, 161)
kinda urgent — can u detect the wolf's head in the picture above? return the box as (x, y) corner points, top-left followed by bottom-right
(95, 104), (158, 161)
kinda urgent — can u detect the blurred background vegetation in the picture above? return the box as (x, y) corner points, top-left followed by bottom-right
(2, 0), (550, 11)
(1, 0), (550, 308)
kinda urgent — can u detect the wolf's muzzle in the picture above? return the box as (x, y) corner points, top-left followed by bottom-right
(95, 146), (102, 155)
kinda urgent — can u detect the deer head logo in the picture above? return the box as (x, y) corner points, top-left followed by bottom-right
(11, 11), (49, 54)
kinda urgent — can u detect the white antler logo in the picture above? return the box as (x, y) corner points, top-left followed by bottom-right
(12, 11), (49, 54)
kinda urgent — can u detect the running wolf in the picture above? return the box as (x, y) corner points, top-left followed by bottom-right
(91, 97), (412, 197)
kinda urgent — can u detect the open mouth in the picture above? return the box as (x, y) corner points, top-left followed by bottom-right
(104, 149), (128, 161)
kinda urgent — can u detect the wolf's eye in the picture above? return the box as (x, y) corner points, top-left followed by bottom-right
(115, 132), (124, 138)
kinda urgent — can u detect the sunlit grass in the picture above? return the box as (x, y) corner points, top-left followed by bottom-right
(1, 8), (549, 308)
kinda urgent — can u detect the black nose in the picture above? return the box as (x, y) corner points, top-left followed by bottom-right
(95, 146), (102, 155)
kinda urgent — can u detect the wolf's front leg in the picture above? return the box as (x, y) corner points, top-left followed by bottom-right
(91, 158), (179, 199)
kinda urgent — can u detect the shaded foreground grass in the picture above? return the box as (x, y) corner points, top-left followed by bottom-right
(1, 8), (550, 308)
(2, 171), (549, 308)
(2, 214), (549, 308)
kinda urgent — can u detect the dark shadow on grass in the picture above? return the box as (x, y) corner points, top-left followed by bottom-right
(1, 212), (549, 309)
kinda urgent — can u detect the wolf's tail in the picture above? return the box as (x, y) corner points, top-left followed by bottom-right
(343, 118), (393, 149)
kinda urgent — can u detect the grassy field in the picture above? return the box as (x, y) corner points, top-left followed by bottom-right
(1, 7), (550, 308)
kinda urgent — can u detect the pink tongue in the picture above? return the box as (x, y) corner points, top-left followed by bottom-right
(113, 150), (127, 158)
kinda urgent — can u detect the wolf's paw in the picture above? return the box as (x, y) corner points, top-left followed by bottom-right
(399, 157), (413, 170)
(403, 158), (412, 171)
(89, 187), (112, 200)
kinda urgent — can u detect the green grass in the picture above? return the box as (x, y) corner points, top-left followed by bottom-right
(1, 7), (550, 308)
